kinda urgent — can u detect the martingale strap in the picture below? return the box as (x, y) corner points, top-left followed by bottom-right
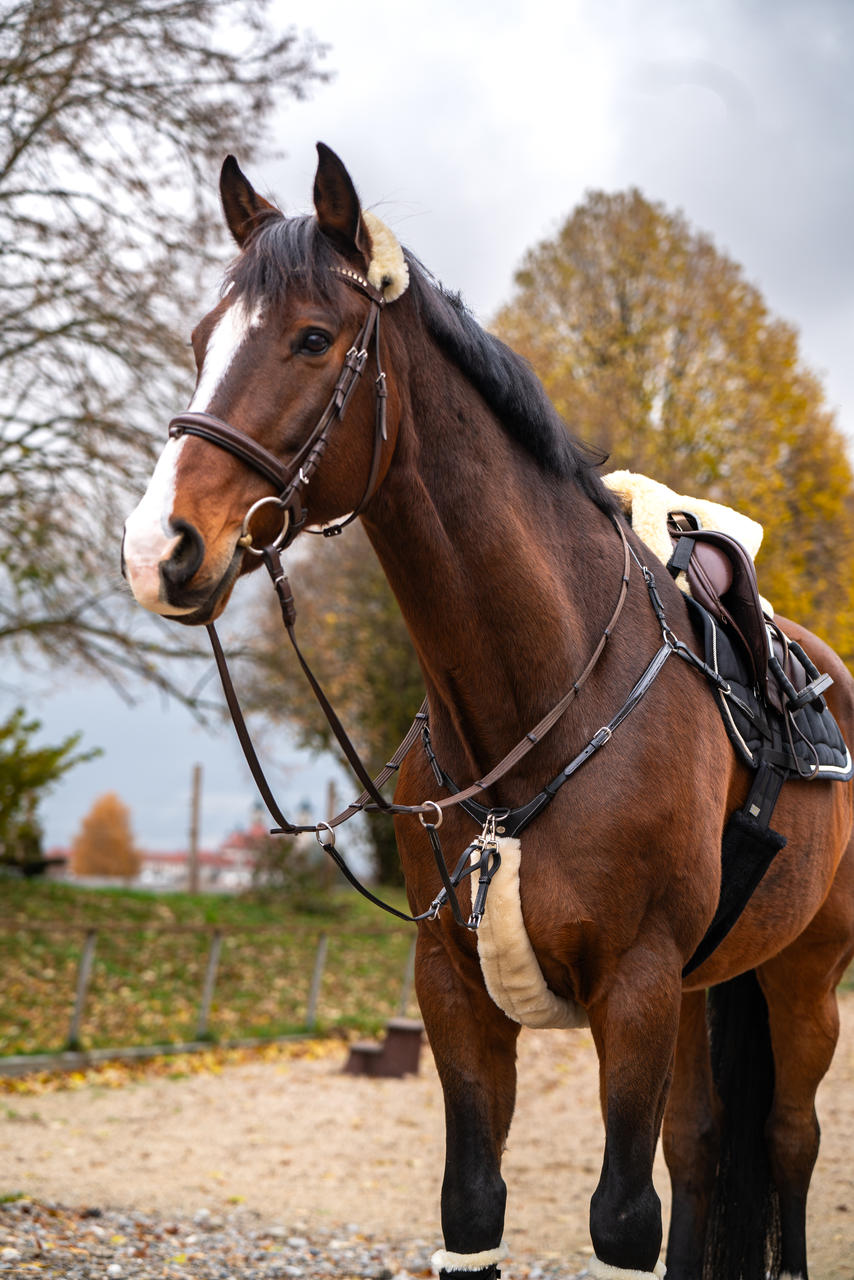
(208, 515), (633, 835)
(387, 516), (634, 820)
(208, 606), (477, 927)
(204, 520), (691, 927)
(424, 640), (674, 839)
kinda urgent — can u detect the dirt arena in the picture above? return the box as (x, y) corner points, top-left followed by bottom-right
(2, 995), (852, 1278)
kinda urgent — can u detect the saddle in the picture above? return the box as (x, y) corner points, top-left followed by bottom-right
(601, 470), (853, 974)
(666, 519), (853, 975)
(666, 518), (837, 728)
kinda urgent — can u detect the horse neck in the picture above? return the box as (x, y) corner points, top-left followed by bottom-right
(362, 342), (627, 787)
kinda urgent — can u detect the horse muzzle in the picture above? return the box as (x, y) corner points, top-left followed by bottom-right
(122, 506), (240, 623)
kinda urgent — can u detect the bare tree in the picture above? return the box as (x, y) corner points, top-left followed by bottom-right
(0, 0), (329, 696)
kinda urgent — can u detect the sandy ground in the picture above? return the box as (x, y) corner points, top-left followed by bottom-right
(2, 996), (853, 1278)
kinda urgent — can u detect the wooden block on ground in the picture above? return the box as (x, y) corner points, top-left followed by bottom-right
(343, 1041), (384, 1076)
(375, 1018), (424, 1077)
(341, 1020), (424, 1078)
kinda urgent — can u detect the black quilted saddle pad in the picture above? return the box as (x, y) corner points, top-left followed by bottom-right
(685, 597), (853, 781)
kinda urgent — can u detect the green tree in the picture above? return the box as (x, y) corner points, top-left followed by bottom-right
(0, 0), (328, 695)
(0, 708), (96, 873)
(70, 790), (140, 878)
(493, 188), (854, 658)
(246, 526), (424, 886)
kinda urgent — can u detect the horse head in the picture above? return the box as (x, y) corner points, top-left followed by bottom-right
(122, 144), (408, 625)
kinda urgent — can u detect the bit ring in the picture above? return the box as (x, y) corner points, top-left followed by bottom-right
(239, 495), (290, 557)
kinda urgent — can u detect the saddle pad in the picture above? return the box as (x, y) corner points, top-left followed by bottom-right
(686, 598), (853, 781)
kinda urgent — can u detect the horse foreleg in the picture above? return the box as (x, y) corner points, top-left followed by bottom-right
(661, 991), (721, 1280)
(415, 926), (520, 1280)
(587, 950), (682, 1278)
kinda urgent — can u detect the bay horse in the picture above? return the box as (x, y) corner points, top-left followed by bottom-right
(122, 145), (854, 1280)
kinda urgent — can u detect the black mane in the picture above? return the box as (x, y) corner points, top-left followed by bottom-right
(226, 213), (615, 514)
(406, 259), (615, 511)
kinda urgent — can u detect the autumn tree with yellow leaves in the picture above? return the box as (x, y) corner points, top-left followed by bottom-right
(70, 792), (141, 879)
(493, 188), (854, 657)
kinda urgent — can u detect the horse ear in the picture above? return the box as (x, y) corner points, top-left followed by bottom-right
(220, 155), (279, 246)
(313, 142), (367, 255)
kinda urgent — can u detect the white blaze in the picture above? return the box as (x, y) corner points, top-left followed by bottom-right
(123, 295), (261, 614)
(187, 295), (262, 412)
(123, 436), (190, 614)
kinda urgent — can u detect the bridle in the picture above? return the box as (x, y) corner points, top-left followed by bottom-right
(168, 265), (389, 555)
(163, 260), (713, 930)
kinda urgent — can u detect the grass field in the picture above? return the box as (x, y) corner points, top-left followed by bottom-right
(0, 879), (416, 1057)
(4, 878), (850, 1061)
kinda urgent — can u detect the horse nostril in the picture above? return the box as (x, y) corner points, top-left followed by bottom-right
(160, 519), (205, 589)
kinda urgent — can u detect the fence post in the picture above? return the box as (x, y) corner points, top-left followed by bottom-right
(305, 931), (328, 1030)
(196, 930), (223, 1040)
(398, 935), (417, 1016)
(66, 928), (98, 1051)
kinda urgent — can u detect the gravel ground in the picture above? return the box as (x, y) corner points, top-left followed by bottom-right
(0, 1201), (577, 1280)
(1, 996), (852, 1279)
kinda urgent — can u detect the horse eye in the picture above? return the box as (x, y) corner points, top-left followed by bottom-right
(300, 330), (331, 355)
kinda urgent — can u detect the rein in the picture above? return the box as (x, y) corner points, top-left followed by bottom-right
(172, 264), (701, 929)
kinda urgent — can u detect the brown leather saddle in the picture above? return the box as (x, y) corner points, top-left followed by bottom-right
(666, 515), (832, 718)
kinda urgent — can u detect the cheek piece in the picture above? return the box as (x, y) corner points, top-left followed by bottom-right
(167, 209), (410, 555)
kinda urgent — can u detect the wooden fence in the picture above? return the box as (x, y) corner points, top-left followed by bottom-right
(0, 920), (418, 1075)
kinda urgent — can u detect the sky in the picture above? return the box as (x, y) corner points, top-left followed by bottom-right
(20, 0), (854, 857)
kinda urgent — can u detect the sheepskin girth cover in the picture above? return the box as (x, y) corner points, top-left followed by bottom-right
(474, 837), (587, 1030)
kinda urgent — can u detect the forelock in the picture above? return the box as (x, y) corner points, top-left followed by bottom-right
(224, 215), (344, 310)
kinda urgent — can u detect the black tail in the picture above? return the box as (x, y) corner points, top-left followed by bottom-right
(703, 970), (782, 1280)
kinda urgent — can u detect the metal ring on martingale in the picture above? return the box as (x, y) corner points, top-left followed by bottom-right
(418, 800), (444, 829)
(315, 821), (335, 848)
(238, 494), (290, 557)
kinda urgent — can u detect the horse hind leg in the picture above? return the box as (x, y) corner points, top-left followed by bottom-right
(762, 982), (839, 1280)
(699, 865), (854, 1280)
(415, 927), (520, 1280)
(757, 864), (854, 1280)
